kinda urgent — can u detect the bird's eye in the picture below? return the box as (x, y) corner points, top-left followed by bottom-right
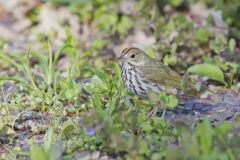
(130, 54), (135, 58)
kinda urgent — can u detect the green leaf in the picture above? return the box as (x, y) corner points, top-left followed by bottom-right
(0, 117), (4, 131)
(147, 90), (159, 102)
(197, 119), (214, 155)
(229, 38), (236, 52)
(44, 128), (54, 152)
(94, 59), (105, 68)
(117, 16), (133, 35)
(171, 43), (178, 54)
(163, 54), (178, 66)
(30, 145), (48, 160)
(138, 140), (149, 155)
(48, 142), (64, 160)
(92, 75), (108, 90)
(62, 120), (76, 137)
(146, 48), (156, 59)
(93, 93), (106, 118)
(195, 28), (209, 44)
(0, 117), (7, 135)
(65, 89), (74, 99)
(92, 39), (107, 50)
(210, 34), (227, 53)
(108, 96), (119, 115)
(113, 63), (121, 80)
(169, 0), (183, 7)
(0, 53), (22, 70)
(93, 69), (109, 82)
(159, 92), (178, 108)
(0, 76), (29, 89)
(187, 63), (225, 84)
(166, 95), (179, 108)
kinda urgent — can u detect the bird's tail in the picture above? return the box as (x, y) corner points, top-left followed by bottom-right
(181, 76), (216, 96)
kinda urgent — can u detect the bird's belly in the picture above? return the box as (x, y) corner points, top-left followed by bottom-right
(122, 68), (164, 97)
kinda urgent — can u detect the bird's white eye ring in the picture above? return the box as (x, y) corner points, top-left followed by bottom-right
(130, 54), (135, 58)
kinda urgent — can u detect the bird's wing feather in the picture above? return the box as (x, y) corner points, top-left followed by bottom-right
(137, 63), (182, 89)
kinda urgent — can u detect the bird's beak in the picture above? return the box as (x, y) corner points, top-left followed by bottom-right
(117, 56), (124, 65)
(117, 56), (124, 62)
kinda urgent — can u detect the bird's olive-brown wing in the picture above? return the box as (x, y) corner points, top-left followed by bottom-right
(138, 63), (183, 89)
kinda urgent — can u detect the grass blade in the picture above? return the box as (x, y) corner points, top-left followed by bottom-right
(0, 76), (29, 89)
(0, 53), (21, 70)
(25, 47), (38, 90)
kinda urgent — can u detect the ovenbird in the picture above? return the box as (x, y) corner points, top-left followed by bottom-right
(118, 47), (197, 97)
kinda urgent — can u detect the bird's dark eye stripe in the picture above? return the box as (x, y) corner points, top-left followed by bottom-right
(127, 62), (134, 67)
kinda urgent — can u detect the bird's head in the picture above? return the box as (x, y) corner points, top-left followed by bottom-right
(118, 47), (147, 66)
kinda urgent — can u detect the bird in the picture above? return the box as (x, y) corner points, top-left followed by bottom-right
(118, 47), (197, 98)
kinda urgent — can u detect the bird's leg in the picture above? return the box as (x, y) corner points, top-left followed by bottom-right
(148, 101), (161, 118)
(129, 97), (135, 107)
(122, 95), (135, 108)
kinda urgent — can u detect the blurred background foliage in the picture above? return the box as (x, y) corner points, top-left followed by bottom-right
(0, 0), (240, 159)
